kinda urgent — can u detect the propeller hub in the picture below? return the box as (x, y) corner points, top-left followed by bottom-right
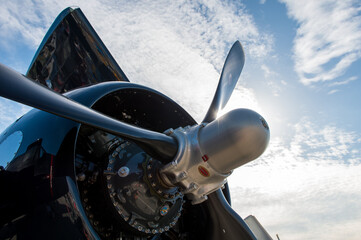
(199, 108), (270, 173)
(160, 108), (270, 204)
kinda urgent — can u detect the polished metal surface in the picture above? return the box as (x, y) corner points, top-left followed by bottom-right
(0, 64), (177, 160)
(202, 41), (245, 123)
(199, 108), (270, 173)
(161, 124), (231, 204)
(160, 108), (269, 204)
(27, 7), (129, 93)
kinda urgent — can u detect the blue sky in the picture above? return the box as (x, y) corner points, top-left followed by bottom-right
(1, 0), (361, 239)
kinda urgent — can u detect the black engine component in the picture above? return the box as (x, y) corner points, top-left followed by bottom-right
(74, 87), (196, 239)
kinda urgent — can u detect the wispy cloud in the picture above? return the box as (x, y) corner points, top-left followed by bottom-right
(261, 64), (276, 78)
(327, 89), (339, 95)
(261, 64), (283, 96)
(280, 0), (361, 86)
(229, 118), (361, 239)
(329, 76), (357, 87)
(0, 0), (272, 122)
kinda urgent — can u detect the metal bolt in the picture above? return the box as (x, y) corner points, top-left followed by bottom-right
(112, 151), (118, 158)
(118, 166), (130, 177)
(164, 128), (174, 135)
(177, 171), (187, 181)
(76, 173), (86, 181)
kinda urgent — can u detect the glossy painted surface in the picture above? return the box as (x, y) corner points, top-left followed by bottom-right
(0, 81), (197, 239)
(0, 131), (23, 167)
(0, 176), (100, 240)
(27, 7), (129, 93)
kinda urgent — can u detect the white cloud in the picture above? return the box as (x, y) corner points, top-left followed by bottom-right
(329, 76), (357, 87)
(261, 64), (283, 96)
(327, 89), (339, 95)
(0, 0), (273, 122)
(229, 118), (361, 239)
(261, 64), (275, 78)
(280, 0), (361, 86)
(0, 1), (58, 48)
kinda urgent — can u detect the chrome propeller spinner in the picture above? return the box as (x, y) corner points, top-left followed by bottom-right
(161, 109), (269, 204)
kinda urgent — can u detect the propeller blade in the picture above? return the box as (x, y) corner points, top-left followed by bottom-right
(0, 63), (177, 160)
(202, 41), (245, 123)
(205, 190), (256, 240)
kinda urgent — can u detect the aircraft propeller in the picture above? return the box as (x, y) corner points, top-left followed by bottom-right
(0, 41), (245, 159)
(0, 41), (269, 203)
(203, 41), (245, 123)
(0, 39), (270, 239)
